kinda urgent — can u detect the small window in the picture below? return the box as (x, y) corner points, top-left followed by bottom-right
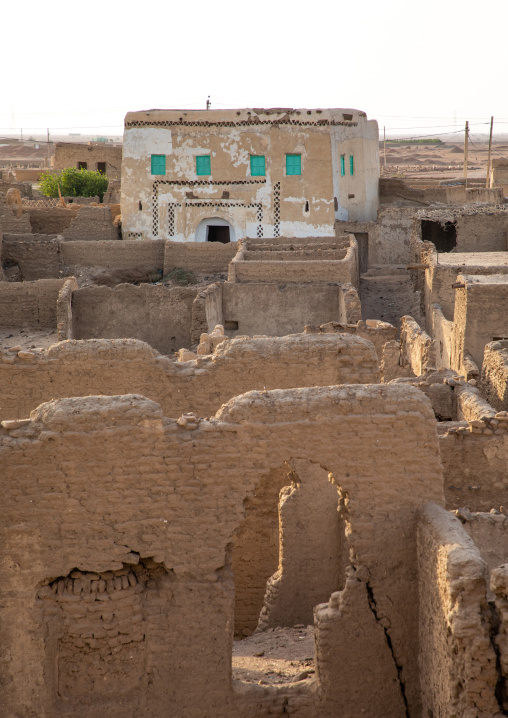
(340, 155), (345, 176)
(350, 155), (354, 176)
(97, 162), (106, 173)
(78, 161), (87, 170)
(250, 155), (265, 176)
(196, 155), (211, 176)
(151, 154), (166, 175)
(286, 154), (301, 176)
(343, 113), (353, 121)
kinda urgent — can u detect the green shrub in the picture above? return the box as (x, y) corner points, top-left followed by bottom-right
(39, 167), (109, 202)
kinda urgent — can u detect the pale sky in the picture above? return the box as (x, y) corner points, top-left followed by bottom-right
(2, 0), (507, 140)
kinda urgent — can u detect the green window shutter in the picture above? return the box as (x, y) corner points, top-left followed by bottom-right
(350, 155), (354, 175)
(196, 155), (211, 176)
(286, 154), (301, 176)
(151, 154), (166, 175)
(340, 155), (345, 176)
(250, 155), (265, 176)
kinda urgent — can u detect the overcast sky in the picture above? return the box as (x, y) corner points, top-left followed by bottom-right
(2, 0), (507, 140)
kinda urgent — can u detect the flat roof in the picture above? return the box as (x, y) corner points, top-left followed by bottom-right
(459, 273), (508, 285)
(436, 252), (508, 267)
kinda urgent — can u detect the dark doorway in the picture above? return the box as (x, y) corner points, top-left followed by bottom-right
(97, 162), (106, 173)
(77, 161), (87, 170)
(354, 232), (369, 274)
(207, 225), (230, 243)
(421, 220), (457, 252)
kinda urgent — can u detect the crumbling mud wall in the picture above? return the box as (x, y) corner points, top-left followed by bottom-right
(399, 315), (436, 376)
(221, 283), (358, 337)
(0, 384), (443, 718)
(481, 340), (508, 412)
(440, 428), (508, 511)
(71, 284), (197, 355)
(27, 206), (79, 234)
(0, 278), (68, 329)
(62, 206), (119, 241)
(164, 240), (237, 275)
(0, 334), (380, 422)
(228, 236), (359, 288)
(417, 504), (501, 718)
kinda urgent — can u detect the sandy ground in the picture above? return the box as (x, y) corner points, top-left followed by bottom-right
(381, 138), (508, 182)
(232, 626), (315, 685)
(360, 274), (422, 333)
(0, 327), (60, 352)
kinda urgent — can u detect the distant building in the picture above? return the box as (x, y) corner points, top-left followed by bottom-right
(52, 142), (122, 179)
(121, 108), (379, 241)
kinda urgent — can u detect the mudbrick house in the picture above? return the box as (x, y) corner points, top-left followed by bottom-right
(120, 107), (379, 241)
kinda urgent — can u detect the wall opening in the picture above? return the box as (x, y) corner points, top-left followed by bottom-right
(97, 162), (106, 174)
(354, 232), (369, 274)
(78, 161), (87, 170)
(207, 225), (230, 243)
(421, 219), (457, 252)
(231, 460), (349, 687)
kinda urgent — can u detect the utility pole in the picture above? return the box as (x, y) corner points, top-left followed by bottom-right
(383, 126), (387, 168)
(463, 121), (469, 188)
(47, 128), (51, 167)
(206, 96), (211, 110)
(486, 116), (494, 189)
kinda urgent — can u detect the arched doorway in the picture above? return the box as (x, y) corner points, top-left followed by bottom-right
(195, 217), (235, 243)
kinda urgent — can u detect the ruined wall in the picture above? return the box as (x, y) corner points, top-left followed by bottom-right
(440, 427), (508, 511)
(452, 275), (508, 375)
(62, 206), (118, 241)
(27, 206), (79, 234)
(417, 504), (500, 718)
(222, 283), (344, 337)
(428, 304), (454, 369)
(0, 334), (380, 422)
(0, 385), (443, 717)
(0, 278), (67, 328)
(164, 240), (237, 275)
(71, 284), (197, 354)
(2, 236), (166, 281)
(481, 340), (508, 412)
(399, 315), (436, 376)
(53, 142), (122, 179)
(228, 236), (359, 288)
(337, 207), (416, 267)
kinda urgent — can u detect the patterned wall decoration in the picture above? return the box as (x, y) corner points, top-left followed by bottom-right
(273, 182), (281, 237)
(150, 180), (266, 239)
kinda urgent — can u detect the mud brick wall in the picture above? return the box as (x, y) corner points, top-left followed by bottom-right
(0, 278), (67, 328)
(0, 333), (380, 422)
(62, 206), (118, 241)
(61, 239), (165, 275)
(2, 237), (166, 281)
(163, 240), (237, 275)
(417, 504), (499, 718)
(440, 429), (508, 511)
(228, 237), (358, 288)
(71, 284), (197, 355)
(481, 340), (508, 412)
(27, 206), (79, 234)
(400, 315), (436, 376)
(2, 233), (61, 279)
(222, 283), (344, 337)
(0, 385), (443, 717)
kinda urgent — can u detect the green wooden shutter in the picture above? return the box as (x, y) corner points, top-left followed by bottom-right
(340, 155), (345, 176)
(250, 155), (265, 176)
(151, 154), (166, 175)
(196, 155), (211, 176)
(286, 154), (301, 176)
(350, 155), (354, 175)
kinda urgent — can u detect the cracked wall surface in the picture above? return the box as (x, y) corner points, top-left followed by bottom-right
(0, 384), (443, 717)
